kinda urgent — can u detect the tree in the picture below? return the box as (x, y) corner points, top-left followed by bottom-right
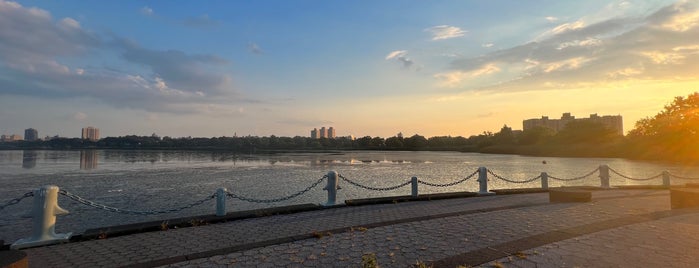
(404, 134), (427, 150)
(518, 126), (554, 145)
(628, 92), (699, 161)
(493, 124), (515, 145)
(554, 120), (619, 144)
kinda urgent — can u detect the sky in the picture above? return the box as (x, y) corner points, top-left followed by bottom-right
(1, 0), (698, 139)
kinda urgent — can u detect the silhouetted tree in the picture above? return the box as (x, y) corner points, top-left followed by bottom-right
(518, 126), (554, 145)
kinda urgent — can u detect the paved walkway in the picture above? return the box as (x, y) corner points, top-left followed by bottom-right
(18, 189), (699, 267)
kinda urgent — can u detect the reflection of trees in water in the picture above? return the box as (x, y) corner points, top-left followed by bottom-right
(80, 150), (98, 170)
(22, 150), (37, 169)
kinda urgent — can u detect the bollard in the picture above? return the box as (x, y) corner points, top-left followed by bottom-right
(12, 185), (71, 249)
(599, 165), (610, 188)
(662, 171), (670, 188)
(216, 187), (227, 216)
(477, 167), (491, 195)
(541, 172), (549, 189)
(411, 177), (418, 197)
(323, 171), (339, 206)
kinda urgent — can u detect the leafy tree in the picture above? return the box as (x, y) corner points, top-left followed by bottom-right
(554, 120), (619, 144)
(518, 126), (554, 145)
(385, 136), (404, 149)
(404, 134), (427, 150)
(628, 92), (699, 161)
(494, 124), (515, 145)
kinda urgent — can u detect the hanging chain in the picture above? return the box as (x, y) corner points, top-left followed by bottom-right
(339, 174), (412, 191)
(418, 170), (479, 187)
(608, 167), (663, 181)
(487, 169), (542, 184)
(59, 190), (216, 215)
(669, 173), (699, 180)
(0, 191), (34, 211)
(548, 167), (600, 182)
(225, 175), (326, 203)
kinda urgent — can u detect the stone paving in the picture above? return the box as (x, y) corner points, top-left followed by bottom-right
(487, 212), (699, 267)
(17, 189), (695, 268)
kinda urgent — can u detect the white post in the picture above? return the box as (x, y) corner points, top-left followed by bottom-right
(662, 171), (670, 188)
(477, 167), (490, 195)
(599, 165), (610, 188)
(12, 185), (71, 249)
(411, 177), (418, 197)
(216, 187), (227, 216)
(324, 171), (339, 206)
(541, 172), (549, 189)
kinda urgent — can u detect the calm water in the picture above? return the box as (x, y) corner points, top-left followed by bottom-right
(1, 150), (698, 242)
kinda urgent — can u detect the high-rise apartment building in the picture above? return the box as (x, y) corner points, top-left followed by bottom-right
(81, 126), (100, 141)
(523, 113), (623, 135)
(310, 127), (337, 139)
(24, 128), (38, 141)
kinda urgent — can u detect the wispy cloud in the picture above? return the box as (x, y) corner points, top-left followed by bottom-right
(545, 16), (559, 23)
(248, 42), (263, 55)
(443, 1), (699, 92)
(434, 64), (500, 88)
(425, 25), (466, 40)
(385, 50), (415, 68)
(140, 6), (153, 16)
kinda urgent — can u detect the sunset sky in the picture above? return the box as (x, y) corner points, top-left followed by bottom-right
(1, 0), (698, 138)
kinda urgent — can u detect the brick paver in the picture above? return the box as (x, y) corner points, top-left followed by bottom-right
(17, 189), (692, 268)
(486, 212), (699, 267)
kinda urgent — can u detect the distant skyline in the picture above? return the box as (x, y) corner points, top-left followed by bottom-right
(1, 0), (698, 138)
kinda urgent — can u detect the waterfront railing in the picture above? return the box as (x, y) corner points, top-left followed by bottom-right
(2, 164), (698, 249)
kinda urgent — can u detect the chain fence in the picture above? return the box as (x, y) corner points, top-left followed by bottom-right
(487, 169), (542, 184)
(418, 170), (480, 187)
(669, 173), (699, 180)
(548, 167), (600, 182)
(59, 190), (216, 215)
(225, 175), (326, 203)
(339, 174), (412, 191)
(608, 167), (664, 181)
(0, 191), (34, 211)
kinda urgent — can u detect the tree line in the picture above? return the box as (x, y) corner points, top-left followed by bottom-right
(2, 92), (697, 163)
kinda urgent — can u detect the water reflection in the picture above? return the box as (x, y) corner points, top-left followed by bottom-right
(22, 150), (37, 169)
(80, 150), (98, 170)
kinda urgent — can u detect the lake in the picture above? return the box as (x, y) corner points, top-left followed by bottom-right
(1, 149), (698, 243)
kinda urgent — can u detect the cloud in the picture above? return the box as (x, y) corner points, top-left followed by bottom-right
(443, 1), (699, 92)
(0, 0), (242, 114)
(385, 50), (415, 68)
(434, 64), (500, 88)
(248, 42), (263, 54)
(482, 43), (494, 48)
(73, 112), (87, 121)
(545, 16), (559, 23)
(140, 6), (153, 16)
(425, 25), (466, 40)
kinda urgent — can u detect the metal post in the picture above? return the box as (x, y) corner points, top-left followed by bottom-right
(477, 167), (490, 195)
(599, 165), (610, 188)
(662, 171), (670, 188)
(216, 187), (227, 216)
(411, 177), (418, 197)
(541, 172), (549, 190)
(12, 185), (71, 249)
(324, 171), (339, 206)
